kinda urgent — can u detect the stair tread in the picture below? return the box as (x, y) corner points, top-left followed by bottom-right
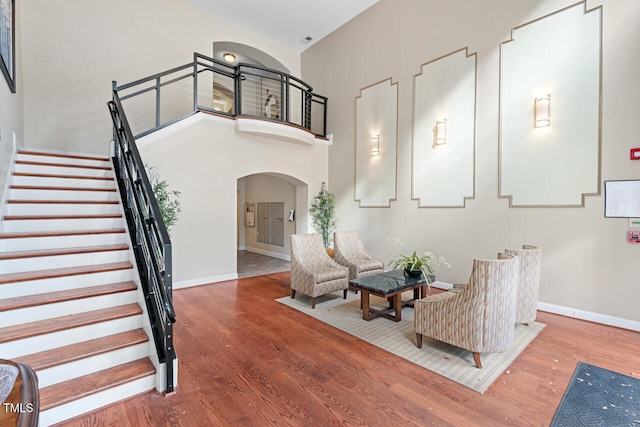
(14, 329), (148, 371)
(3, 213), (122, 220)
(39, 358), (155, 411)
(10, 184), (116, 192)
(0, 243), (129, 260)
(0, 281), (137, 312)
(0, 261), (133, 285)
(7, 199), (119, 204)
(0, 303), (143, 344)
(17, 150), (110, 163)
(13, 171), (114, 181)
(0, 228), (125, 239)
(15, 160), (111, 171)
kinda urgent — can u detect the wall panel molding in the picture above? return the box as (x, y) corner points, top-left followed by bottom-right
(412, 47), (477, 208)
(354, 78), (398, 208)
(499, 1), (602, 207)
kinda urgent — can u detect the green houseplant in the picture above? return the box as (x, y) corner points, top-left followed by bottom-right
(148, 167), (182, 237)
(309, 182), (337, 250)
(386, 239), (450, 285)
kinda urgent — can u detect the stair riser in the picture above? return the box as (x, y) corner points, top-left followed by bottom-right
(0, 315), (144, 359)
(0, 269), (134, 299)
(11, 176), (116, 189)
(0, 232), (126, 252)
(16, 152), (111, 168)
(5, 203), (122, 216)
(0, 249), (130, 274)
(37, 343), (149, 388)
(2, 217), (124, 232)
(0, 291), (138, 327)
(7, 189), (119, 202)
(38, 374), (156, 427)
(14, 163), (113, 178)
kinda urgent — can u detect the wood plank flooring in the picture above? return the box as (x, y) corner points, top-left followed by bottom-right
(56, 272), (640, 426)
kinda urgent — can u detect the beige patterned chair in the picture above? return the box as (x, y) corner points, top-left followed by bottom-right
(505, 245), (542, 325)
(290, 233), (349, 309)
(333, 231), (384, 280)
(414, 253), (519, 369)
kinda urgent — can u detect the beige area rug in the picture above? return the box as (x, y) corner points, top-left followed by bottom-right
(277, 291), (545, 393)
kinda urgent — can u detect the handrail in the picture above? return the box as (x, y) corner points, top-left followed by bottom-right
(107, 91), (176, 393)
(113, 52), (327, 140)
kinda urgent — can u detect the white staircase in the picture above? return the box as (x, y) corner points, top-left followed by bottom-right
(0, 150), (157, 426)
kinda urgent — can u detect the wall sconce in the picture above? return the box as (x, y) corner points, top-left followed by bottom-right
(371, 135), (380, 156)
(435, 119), (447, 145)
(534, 95), (551, 128)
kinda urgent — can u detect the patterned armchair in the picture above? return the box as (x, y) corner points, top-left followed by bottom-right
(333, 231), (384, 280)
(414, 253), (519, 369)
(290, 234), (349, 309)
(505, 245), (542, 325)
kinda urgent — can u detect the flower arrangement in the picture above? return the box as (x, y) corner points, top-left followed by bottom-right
(385, 238), (450, 285)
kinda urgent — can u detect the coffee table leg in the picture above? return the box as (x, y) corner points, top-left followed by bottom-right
(393, 291), (402, 322)
(362, 290), (371, 321)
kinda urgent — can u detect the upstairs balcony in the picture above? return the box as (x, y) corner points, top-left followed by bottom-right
(113, 53), (328, 143)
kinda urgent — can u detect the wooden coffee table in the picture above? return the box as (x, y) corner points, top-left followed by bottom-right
(348, 270), (427, 322)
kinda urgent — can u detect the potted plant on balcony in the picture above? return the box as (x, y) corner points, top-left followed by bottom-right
(310, 182), (337, 257)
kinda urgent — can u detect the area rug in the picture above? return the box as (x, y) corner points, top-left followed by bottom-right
(550, 361), (640, 426)
(276, 292), (545, 393)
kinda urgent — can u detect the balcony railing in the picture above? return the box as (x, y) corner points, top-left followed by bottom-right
(113, 53), (328, 139)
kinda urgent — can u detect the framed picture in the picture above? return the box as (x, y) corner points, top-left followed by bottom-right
(0, 0), (15, 93)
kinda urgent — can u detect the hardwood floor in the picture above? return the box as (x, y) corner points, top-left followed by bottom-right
(57, 272), (640, 426)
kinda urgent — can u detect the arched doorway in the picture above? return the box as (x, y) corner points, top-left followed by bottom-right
(237, 172), (308, 278)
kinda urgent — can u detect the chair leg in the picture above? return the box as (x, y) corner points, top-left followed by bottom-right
(311, 297), (316, 309)
(290, 289), (296, 299)
(473, 352), (483, 369)
(343, 289), (348, 299)
(416, 333), (423, 348)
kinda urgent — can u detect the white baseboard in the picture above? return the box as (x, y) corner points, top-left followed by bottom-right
(173, 273), (238, 290)
(538, 302), (640, 332)
(245, 247), (291, 261)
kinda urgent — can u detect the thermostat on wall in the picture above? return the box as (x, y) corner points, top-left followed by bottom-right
(628, 231), (640, 244)
(629, 218), (640, 228)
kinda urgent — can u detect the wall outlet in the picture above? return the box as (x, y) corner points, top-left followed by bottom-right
(630, 218), (640, 228)
(631, 148), (640, 160)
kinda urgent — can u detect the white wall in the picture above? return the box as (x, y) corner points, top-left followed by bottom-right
(0, 0), (23, 208)
(301, 0), (640, 323)
(19, 0), (301, 155)
(137, 113), (328, 287)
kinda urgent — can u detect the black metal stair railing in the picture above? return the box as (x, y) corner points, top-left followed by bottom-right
(107, 94), (176, 394)
(113, 52), (327, 140)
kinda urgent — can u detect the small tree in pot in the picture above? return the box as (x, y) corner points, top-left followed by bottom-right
(310, 182), (337, 254)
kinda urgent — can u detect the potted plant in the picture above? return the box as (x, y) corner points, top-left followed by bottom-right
(148, 167), (182, 237)
(386, 239), (450, 285)
(309, 182), (337, 256)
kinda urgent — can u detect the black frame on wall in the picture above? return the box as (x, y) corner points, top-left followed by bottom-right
(0, 0), (15, 93)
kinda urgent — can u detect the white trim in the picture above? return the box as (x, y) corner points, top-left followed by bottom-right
(538, 302), (640, 332)
(245, 246), (291, 261)
(173, 273), (238, 289)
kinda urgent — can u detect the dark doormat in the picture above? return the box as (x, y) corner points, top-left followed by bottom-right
(550, 361), (640, 426)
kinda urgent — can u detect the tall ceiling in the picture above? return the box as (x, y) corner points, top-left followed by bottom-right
(185, 0), (379, 52)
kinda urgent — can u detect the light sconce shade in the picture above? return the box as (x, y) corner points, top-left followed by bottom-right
(223, 53), (237, 63)
(534, 95), (551, 128)
(435, 119), (447, 145)
(371, 135), (380, 156)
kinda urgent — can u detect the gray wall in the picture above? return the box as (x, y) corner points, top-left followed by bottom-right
(301, 0), (640, 324)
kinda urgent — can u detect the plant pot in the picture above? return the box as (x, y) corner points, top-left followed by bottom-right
(326, 248), (335, 259)
(404, 268), (422, 277)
